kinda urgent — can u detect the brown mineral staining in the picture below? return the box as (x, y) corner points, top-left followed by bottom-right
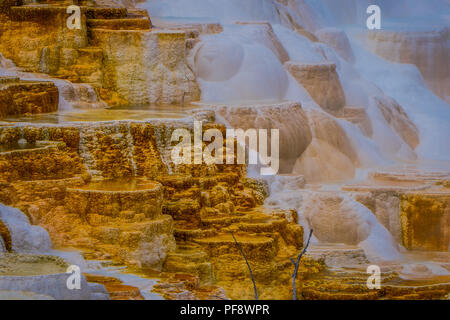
(0, 253), (69, 276)
(285, 62), (346, 116)
(0, 218), (12, 252)
(0, 141), (84, 182)
(84, 273), (144, 300)
(364, 30), (450, 103)
(0, 80), (59, 118)
(374, 96), (419, 150)
(339, 107), (373, 137)
(154, 168), (318, 300)
(66, 179), (163, 218)
(0, 118), (318, 299)
(343, 171), (450, 253)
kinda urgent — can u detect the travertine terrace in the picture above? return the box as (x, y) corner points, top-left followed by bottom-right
(0, 0), (449, 301)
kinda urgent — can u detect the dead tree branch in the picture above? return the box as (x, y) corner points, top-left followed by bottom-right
(290, 228), (313, 300)
(230, 231), (258, 300)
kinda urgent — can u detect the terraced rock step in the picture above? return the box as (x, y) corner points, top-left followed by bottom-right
(200, 214), (245, 227)
(156, 174), (195, 190)
(0, 140), (84, 182)
(151, 17), (223, 35)
(0, 219), (12, 252)
(84, 273), (143, 300)
(384, 282), (450, 300)
(85, 4), (151, 31)
(63, 207), (176, 269)
(87, 16), (151, 31)
(229, 215), (287, 233)
(0, 76), (19, 84)
(370, 169), (450, 184)
(301, 243), (450, 300)
(163, 199), (201, 221)
(0, 254), (108, 299)
(9, 5), (78, 21)
(0, 115), (309, 299)
(157, 169), (308, 299)
(285, 61), (346, 115)
(151, 271), (227, 300)
(9, 4), (126, 24)
(57, 47), (103, 84)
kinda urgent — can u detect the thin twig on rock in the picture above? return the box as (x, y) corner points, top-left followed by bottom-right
(290, 228), (313, 300)
(230, 231), (258, 300)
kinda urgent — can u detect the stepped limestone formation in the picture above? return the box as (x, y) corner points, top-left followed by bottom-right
(0, 0), (449, 300)
(362, 28), (450, 104)
(0, 116), (322, 299)
(0, 77), (59, 117)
